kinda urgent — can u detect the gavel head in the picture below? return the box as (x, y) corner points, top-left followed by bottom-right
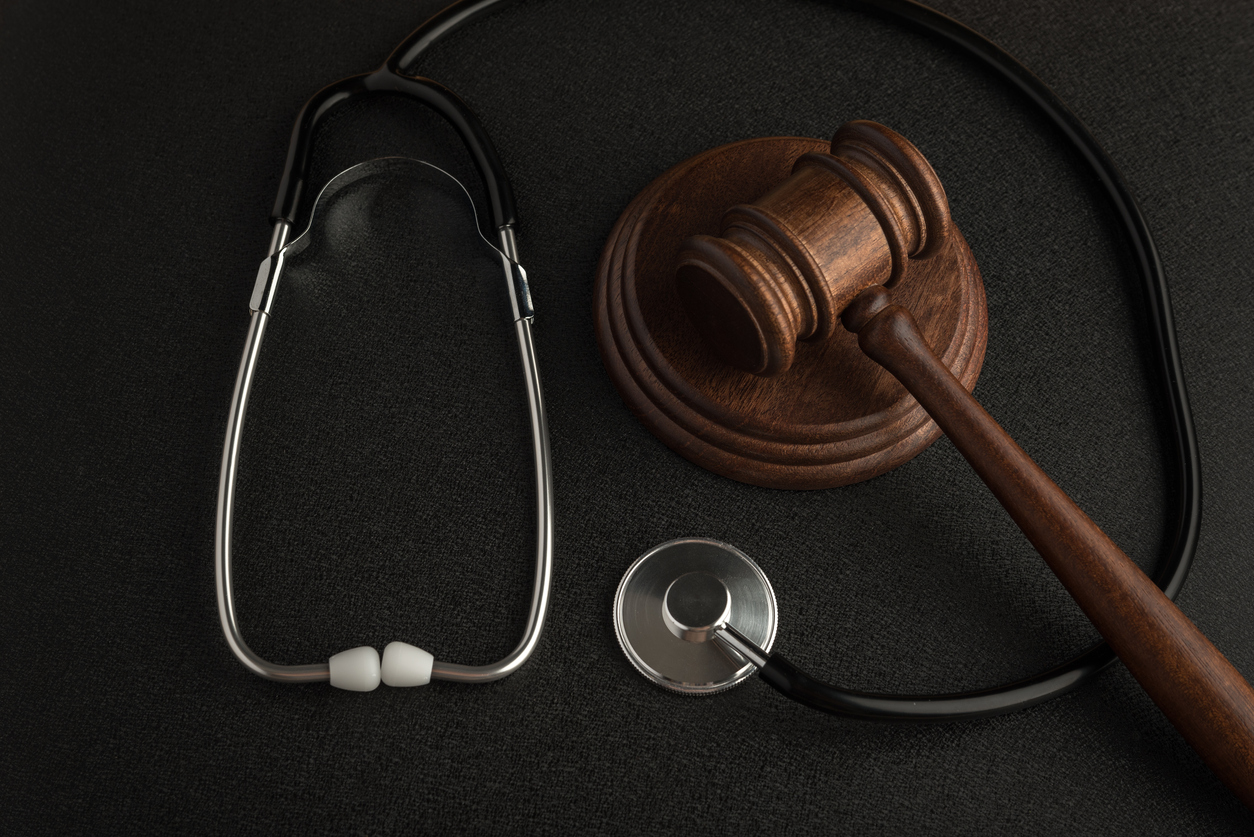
(676, 121), (953, 376)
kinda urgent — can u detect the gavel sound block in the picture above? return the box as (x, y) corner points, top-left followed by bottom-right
(595, 132), (985, 489)
(593, 121), (1254, 808)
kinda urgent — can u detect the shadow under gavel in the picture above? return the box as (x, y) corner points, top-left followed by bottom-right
(675, 120), (1254, 809)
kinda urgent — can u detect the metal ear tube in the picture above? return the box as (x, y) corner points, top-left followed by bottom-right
(215, 158), (553, 689)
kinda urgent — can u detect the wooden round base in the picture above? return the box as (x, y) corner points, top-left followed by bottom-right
(594, 137), (988, 489)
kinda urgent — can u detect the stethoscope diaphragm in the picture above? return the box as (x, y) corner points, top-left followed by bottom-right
(613, 538), (777, 695)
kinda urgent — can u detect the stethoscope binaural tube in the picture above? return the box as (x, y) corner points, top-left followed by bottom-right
(214, 13), (554, 689)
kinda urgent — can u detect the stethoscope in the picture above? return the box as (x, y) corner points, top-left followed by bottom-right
(216, 0), (1200, 720)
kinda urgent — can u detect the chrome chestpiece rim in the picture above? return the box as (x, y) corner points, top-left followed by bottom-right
(614, 538), (777, 695)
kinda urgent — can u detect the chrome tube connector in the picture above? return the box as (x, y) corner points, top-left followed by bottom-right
(249, 221), (292, 315)
(498, 225), (534, 322)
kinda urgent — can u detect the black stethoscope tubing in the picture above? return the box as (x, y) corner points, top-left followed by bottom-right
(276, 0), (1200, 720)
(271, 10), (519, 229)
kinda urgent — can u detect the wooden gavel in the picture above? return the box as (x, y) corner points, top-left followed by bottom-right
(674, 121), (1254, 808)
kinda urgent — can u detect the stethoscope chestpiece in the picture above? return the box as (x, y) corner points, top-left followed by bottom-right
(613, 538), (777, 695)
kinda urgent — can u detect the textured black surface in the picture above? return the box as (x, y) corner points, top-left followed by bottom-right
(2, 0), (1252, 833)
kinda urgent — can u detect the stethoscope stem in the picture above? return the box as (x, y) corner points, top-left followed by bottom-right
(712, 624), (769, 669)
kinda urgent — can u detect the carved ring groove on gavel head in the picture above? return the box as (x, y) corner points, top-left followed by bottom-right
(676, 121), (953, 376)
(592, 121), (985, 490)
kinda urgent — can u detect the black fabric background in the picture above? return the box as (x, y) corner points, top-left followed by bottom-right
(2, 0), (1253, 833)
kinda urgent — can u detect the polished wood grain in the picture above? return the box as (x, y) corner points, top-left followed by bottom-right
(844, 285), (1254, 809)
(677, 121), (953, 377)
(593, 132), (987, 488)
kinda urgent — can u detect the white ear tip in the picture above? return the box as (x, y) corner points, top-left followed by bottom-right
(381, 641), (434, 687)
(329, 646), (381, 691)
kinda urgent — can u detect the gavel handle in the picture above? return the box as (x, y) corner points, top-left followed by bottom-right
(845, 290), (1254, 808)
